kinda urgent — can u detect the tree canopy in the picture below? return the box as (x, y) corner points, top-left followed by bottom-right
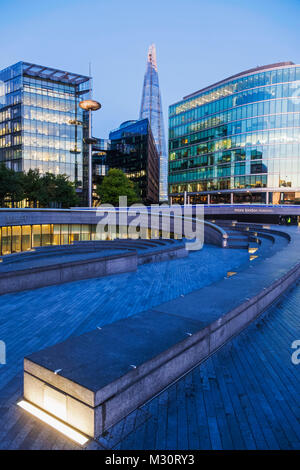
(38, 173), (79, 208)
(96, 168), (140, 206)
(0, 165), (79, 208)
(21, 169), (42, 207)
(0, 164), (24, 207)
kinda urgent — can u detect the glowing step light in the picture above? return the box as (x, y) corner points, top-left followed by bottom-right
(227, 271), (237, 277)
(17, 400), (89, 446)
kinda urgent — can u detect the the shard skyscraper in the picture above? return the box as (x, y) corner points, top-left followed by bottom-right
(139, 44), (168, 201)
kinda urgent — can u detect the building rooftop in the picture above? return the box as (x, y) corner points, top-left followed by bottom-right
(109, 118), (149, 139)
(0, 61), (90, 86)
(183, 61), (295, 100)
(22, 62), (90, 85)
(119, 120), (137, 128)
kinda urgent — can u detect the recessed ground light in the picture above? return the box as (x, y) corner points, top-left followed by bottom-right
(250, 255), (258, 261)
(248, 247), (258, 254)
(17, 400), (89, 446)
(227, 271), (237, 277)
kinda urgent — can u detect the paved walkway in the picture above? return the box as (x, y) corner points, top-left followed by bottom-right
(0, 245), (249, 389)
(0, 244), (248, 449)
(0, 233), (299, 450)
(105, 283), (300, 450)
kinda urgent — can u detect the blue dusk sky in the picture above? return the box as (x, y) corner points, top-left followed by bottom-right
(1, 0), (300, 138)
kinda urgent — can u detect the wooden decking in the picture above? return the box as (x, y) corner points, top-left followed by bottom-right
(107, 285), (300, 450)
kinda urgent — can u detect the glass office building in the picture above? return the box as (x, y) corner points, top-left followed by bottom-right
(169, 62), (300, 204)
(108, 119), (159, 204)
(140, 44), (168, 201)
(0, 61), (91, 201)
(92, 138), (109, 183)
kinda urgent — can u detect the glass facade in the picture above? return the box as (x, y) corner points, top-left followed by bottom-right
(169, 62), (300, 204)
(0, 223), (156, 256)
(140, 44), (167, 201)
(0, 62), (91, 199)
(108, 119), (159, 204)
(0, 224), (95, 255)
(92, 138), (109, 192)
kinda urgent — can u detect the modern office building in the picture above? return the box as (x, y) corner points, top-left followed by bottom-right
(92, 138), (109, 205)
(140, 44), (168, 201)
(92, 138), (109, 183)
(107, 119), (159, 204)
(169, 62), (300, 204)
(0, 61), (91, 202)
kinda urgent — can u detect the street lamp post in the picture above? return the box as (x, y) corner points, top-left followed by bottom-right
(79, 99), (101, 207)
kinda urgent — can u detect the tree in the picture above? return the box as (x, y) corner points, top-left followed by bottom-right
(0, 164), (24, 207)
(96, 168), (140, 206)
(53, 174), (79, 208)
(22, 169), (42, 207)
(39, 173), (79, 208)
(10, 171), (25, 207)
(0, 166), (79, 208)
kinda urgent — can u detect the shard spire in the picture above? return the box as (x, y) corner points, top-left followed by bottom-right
(140, 44), (168, 201)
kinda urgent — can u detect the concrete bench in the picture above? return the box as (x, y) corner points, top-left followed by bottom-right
(24, 310), (203, 438)
(0, 251), (137, 295)
(23, 232), (300, 439)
